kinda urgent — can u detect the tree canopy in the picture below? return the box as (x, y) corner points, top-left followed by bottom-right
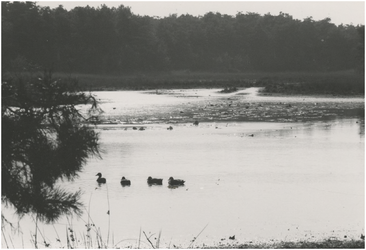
(2, 67), (101, 222)
(2, 2), (364, 73)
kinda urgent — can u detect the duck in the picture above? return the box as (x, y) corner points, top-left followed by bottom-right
(96, 173), (106, 184)
(168, 177), (185, 186)
(147, 176), (163, 185)
(120, 176), (131, 186)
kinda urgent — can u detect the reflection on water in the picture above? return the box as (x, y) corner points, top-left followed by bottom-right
(2, 118), (364, 248)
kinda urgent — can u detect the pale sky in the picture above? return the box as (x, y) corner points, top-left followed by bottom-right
(38, 1), (365, 25)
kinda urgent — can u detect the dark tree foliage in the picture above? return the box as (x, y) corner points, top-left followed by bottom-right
(2, 68), (101, 223)
(1, 1), (364, 73)
(356, 25), (365, 74)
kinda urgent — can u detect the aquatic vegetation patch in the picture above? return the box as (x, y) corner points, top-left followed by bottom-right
(200, 238), (365, 249)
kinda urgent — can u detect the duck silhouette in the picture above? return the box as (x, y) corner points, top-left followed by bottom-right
(168, 177), (185, 186)
(147, 176), (163, 185)
(120, 176), (131, 186)
(96, 173), (106, 184)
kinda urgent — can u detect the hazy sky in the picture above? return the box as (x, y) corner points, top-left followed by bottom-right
(38, 1), (365, 25)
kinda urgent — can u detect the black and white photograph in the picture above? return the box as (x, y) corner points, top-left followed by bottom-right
(1, 1), (365, 248)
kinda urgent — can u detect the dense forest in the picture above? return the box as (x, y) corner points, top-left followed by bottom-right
(2, 1), (364, 74)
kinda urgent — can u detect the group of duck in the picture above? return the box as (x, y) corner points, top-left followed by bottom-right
(95, 173), (185, 186)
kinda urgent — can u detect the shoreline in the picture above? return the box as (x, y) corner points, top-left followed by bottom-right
(198, 238), (365, 249)
(69, 70), (364, 97)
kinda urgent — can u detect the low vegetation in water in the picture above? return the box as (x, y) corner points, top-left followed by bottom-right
(203, 238), (365, 249)
(219, 86), (238, 93)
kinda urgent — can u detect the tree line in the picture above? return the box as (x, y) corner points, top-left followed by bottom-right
(2, 1), (364, 74)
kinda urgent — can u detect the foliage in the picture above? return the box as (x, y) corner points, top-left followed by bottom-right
(1, 2), (364, 73)
(355, 26), (365, 74)
(1, 69), (101, 223)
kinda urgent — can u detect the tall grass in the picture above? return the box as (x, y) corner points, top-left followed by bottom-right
(2, 214), (364, 249)
(2, 179), (364, 248)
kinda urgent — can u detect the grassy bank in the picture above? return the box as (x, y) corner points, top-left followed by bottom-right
(56, 70), (364, 96)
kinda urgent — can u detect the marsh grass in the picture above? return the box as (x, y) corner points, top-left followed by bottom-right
(55, 70), (364, 96)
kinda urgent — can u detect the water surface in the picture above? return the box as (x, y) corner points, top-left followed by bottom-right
(2, 90), (364, 248)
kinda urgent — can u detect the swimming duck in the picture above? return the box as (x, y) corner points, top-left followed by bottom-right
(96, 173), (106, 184)
(120, 176), (131, 186)
(168, 177), (185, 186)
(147, 176), (163, 185)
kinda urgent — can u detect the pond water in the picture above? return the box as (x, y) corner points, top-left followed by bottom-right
(2, 90), (364, 249)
